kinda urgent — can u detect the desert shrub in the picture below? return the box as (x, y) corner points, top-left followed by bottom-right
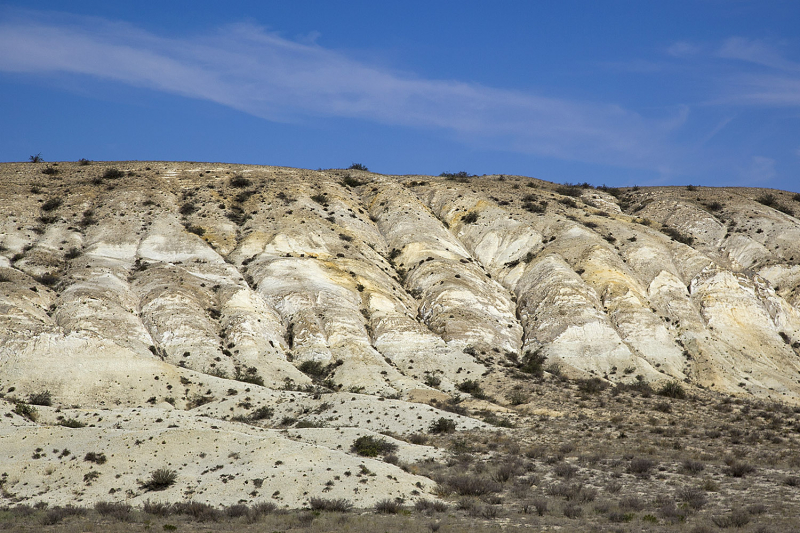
(234, 366), (265, 386)
(783, 475), (800, 486)
(563, 503), (583, 518)
(59, 418), (85, 428)
(414, 499), (448, 513)
(172, 501), (220, 522)
(41, 198), (62, 212)
(554, 463), (578, 480)
(659, 500), (688, 524)
(530, 497), (548, 516)
(793, 193), (800, 202)
(295, 420), (326, 428)
(519, 349), (547, 377)
(456, 379), (486, 398)
(407, 433), (428, 446)
(29, 153), (43, 163)
(310, 193), (328, 205)
(577, 378), (609, 394)
(248, 501), (277, 519)
(725, 460), (755, 477)
(341, 175), (365, 187)
(179, 202), (197, 215)
(309, 497), (353, 512)
(613, 378), (653, 397)
(41, 165), (59, 175)
(704, 201), (724, 211)
(662, 226), (694, 245)
(681, 459), (705, 474)
(440, 171), (471, 181)
(64, 247), (82, 260)
(348, 163), (368, 171)
(445, 475), (502, 496)
(492, 462), (522, 483)
(608, 511), (634, 523)
(351, 435), (398, 457)
(249, 406), (274, 421)
(298, 360), (327, 377)
(654, 401), (673, 413)
(94, 501), (132, 521)
(187, 394), (214, 408)
(658, 381), (687, 399)
(506, 389), (530, 405)
(13, 402), (37, 421)
(429, 417), (457, 434)
(141, 468), (177, 491)
(756, 193), (777, 207)
(618, 495), (645, 511)
(28, 390), (52, 406)
(84, 452), (107, 464)
(41, 505), (86, 525)
(424, 374), (441, 388)
(225, 504), (249, 518)
(229, 175), (251, 188)
(523, 201), (547, 214)
(676, 487), (707, 510)
(186, 225), (205, 236)
(78, 158), (91, 165)
(34, 273), (60, 287)
(556, 194), (579, 208)
(142, 500), (173, 516)
(547, 483), (594, 501)
(712, 509), (750, 528)
(555, 185), (583, 197)
(102, 168), (124, 179)
(628, 458), (656, 476)
(375, 499), (401, 514)
(462, 211), (479, 224)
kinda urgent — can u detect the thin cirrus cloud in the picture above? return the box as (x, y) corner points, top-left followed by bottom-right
(0, 11), (685, 171)
(711, 37), (800, 106)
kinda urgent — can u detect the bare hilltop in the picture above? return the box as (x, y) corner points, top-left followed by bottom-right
(1, 161), (800, 531)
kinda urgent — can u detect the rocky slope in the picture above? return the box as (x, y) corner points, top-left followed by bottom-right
(1, 161), (800, 508)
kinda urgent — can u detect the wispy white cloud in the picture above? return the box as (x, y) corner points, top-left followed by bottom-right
(0, 10), (685, 171)
(717, 37), (800, 71)
(667, 41), (703, 58)
(742, 155), (777, 183)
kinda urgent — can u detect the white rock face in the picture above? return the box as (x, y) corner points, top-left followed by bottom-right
(2, 162), (800, 508)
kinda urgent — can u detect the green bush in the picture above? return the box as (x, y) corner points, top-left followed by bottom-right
(351, 435), (398, 457)
(41, 198), (62, 212)
(462, 211), (479, 224)
(234, 366), (264, 386)
(309, 497), (353, 512)
(658, 381), (686, 399)
(298, 360), (327, 378)
(577, 378), (609, 394)
(456, 379), (486, 398)
(28, 390), (52, 406)
(429, 417), (456, 434)
(141, 468), (178, 491)
(13, 402), (37, 421)
(341, 175), (365, 187)
(229, 175), (251, 188)
(519, 349), (547, 377)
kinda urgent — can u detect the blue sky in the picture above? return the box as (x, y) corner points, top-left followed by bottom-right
(1, 1), (799, 191)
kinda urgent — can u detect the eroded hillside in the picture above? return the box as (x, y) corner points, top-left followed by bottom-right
(1, 161), (800, 510)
